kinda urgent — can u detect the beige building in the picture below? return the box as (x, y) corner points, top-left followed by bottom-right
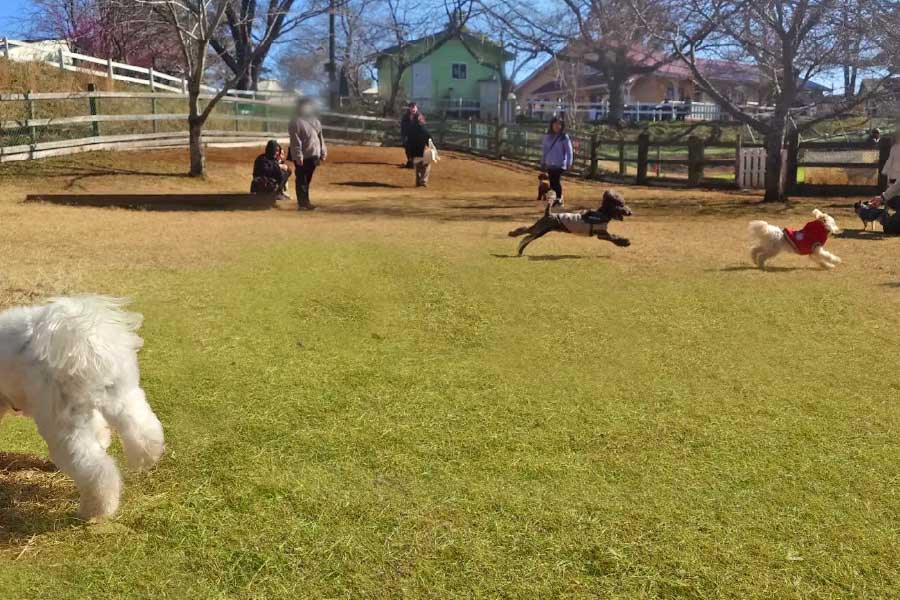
(516, 52), (772, 121)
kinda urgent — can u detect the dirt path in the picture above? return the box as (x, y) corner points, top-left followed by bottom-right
(0, 145), (897, 308)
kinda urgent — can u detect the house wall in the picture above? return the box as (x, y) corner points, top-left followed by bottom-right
(377, 39), (505, 110)
(7, 39), (71, 64)
(516, 63), (560, 101)
(628, 76), (696, 103)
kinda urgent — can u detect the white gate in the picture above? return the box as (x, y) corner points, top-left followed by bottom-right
(738, 148), (788, 190)
(738, 148), (767, 188)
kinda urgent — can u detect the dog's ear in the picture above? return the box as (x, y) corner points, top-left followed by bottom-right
(603, 189), (625, 206)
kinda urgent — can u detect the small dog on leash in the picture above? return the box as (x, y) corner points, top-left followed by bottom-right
(748, 209), (843, 269)
(0, 296), (164, 520)
(853, 200), (885, 231)
(536, 173), (561, 207)
(509, 189), (633, 256)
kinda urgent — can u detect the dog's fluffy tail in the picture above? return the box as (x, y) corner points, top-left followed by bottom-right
(509, 226), (529, 237)
(30, 296), (143, 389)
(748, 220), (781, 243)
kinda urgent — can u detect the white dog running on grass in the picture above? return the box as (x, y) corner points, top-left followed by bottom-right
(0, 296), (164, 520)
(748, 209), (843, 270)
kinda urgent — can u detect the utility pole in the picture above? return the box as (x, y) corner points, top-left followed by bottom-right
(328, 0), (338, 109)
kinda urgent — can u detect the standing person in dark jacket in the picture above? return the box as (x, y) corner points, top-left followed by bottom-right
(404, 114), (433, 187)
(400, 102), (423, 168)
(251, 140), (292, 197)
(541, 117), (574, 208)
(288, 98), (327, 210)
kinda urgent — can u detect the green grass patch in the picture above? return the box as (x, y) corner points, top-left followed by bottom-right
(1, 237), (899, 598)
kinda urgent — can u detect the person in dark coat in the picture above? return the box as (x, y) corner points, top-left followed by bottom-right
(400, 102), (423, 168)
(251, 140), (291, 197)
(404, 114), (433, 187)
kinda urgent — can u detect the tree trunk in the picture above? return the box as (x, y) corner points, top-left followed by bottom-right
(763, 126), (785, 202)
(187, 91), (205, 177)
(384, 71), (405, 116)
(606, 76), (626, 126)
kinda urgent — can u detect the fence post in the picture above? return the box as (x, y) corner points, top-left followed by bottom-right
(263, 102), (270, 133)
(151, 95), (158, 134)
(687, 136), (704, 186)
(57, 48), (65, 71)
(878, 136), (892, 192)
(618, 140), (626, 176)
(87, 83), (100, 137)
(148, 67), (156, 92)
(2, 37), (9, 60)
(26, 90), (36, 150)
(495, 123), (505, 159)
(234, 101), (240, 132)
(785, 129), (800, 195)
(437, 113), (447, 147)
(636, 132), (649, 185)
(734, 133), (743, 187)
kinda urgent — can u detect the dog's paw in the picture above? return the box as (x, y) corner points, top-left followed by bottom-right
(613, 238), (631, 247)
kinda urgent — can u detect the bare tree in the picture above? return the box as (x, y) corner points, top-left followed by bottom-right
(209, 0), (328, 91)
(456, 5), (541, 121)
(278, 0), (382, 100)
(482, 0), (710, 125)
(831, 0), (883, 97)
(672, 0), (896, 201)
(26, 0), (181, 70)
(130, 0), (293, 176)
(334, 0), (383, 98)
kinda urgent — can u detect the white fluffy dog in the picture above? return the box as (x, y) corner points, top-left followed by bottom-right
(0, 296), (164, 520)
(748, 209), (843, 270)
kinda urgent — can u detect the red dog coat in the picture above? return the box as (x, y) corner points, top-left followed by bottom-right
(783, 219), (828, 255)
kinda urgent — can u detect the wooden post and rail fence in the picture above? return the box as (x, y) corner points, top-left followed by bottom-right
(0, 86), (892, 198)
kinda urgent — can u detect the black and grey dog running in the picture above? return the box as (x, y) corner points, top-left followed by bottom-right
(508, 189), (633, 256)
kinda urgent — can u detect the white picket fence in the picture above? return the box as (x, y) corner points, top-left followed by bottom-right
(738, 148), (767, 188)
(737, 147), (789, 189)
(0, 37), (293, 101)
(525, 99), (723, 122)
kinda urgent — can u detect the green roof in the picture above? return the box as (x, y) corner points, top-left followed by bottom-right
(377, 28), (514, 61)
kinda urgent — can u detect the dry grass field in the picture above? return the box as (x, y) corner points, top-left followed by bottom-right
(1, 145), (900, 598)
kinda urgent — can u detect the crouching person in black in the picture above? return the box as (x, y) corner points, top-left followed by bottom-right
(251, 140), (292, 198)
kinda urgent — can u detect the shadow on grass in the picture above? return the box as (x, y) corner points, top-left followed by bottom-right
(0, 452), (76, 548)
(527, 254), (587, 261)
(881, 282), (900, 288)
(25, 193), (276, 212)
(337, 181), (403, 189)
(331, 160), (400, 167)
(837, 229), (887, 241)
(490, 253), (589, 261)
(716, 265), (807, 272)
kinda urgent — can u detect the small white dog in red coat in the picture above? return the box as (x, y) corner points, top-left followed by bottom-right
(0, 296), (164, 520)
(748, 209), (843, 270)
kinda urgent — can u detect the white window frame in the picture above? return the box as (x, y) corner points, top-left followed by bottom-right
(451, 63), (468, 81)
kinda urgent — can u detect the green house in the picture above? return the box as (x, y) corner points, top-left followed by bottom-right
(376, 26), (513, 119)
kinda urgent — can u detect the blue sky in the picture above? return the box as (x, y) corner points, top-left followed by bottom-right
(0, 0), (29, 36)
